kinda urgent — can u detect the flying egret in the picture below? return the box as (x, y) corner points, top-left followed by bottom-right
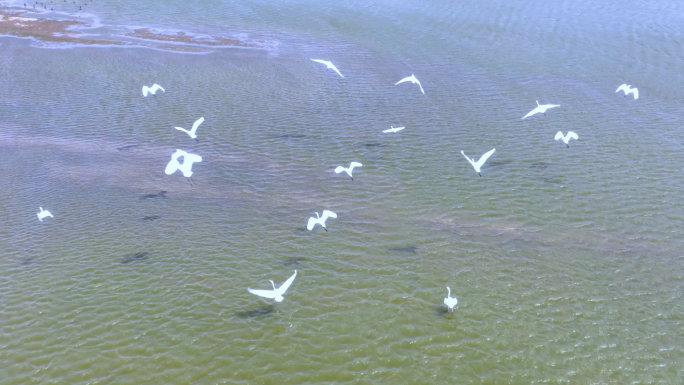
(335, 162), (362, 180)
(310, 59), (344, 78)
(37, 207), (53, 222)
(307, 210), (337, 231)
(383, 126), (405, 133)
(444, 287), (458, 314)
(164, 149), (202, 177)
(555, 131), (578, 147)
(616, 84), (639, 99)
(461, 148), (496, 177)
(142, 84), (165, 97)
(395, 74), (424, 94)
(175, 117), (204, 140)
(248, 270), (297, 303)
(522, 100), (560, 119)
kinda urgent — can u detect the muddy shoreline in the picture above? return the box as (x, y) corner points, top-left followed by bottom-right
(0, 6), (260, 52)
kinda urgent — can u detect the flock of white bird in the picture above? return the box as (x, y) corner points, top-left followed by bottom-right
(35, 59), (639, 315)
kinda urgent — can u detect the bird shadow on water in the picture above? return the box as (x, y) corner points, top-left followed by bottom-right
(142, 215), (160, 221)
(486, 160), (512, 168)
(436, 307), (453, 317)
(141, 191), (167, 199)
(282, 257), (306, 266)
(122, 252), (149, 264)
(236, 305), (275, 318)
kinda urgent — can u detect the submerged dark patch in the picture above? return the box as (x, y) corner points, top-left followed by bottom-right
(388, 246), (418, 254)
(142, 215), (160, 221)
(117, 145), (139, 151)
(364, 143), (384, 147)
(270, 134), (306, 139)
(122, 252), (149, 264)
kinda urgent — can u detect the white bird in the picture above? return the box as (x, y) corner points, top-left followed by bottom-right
(175, 117), (204, 139)
(395, 74), (424, 94)
(310, 59), (344, 78)
(37, 207), (53, 222)
(164, 149), (202, 177)
(444, 287), (458, 314)
(142, 84), (165, 97)
(307, 210), (337, 231)
(382, 126), (405, 133)
(522, 100), (560, 119)
(248, 270), (297, 303)
(461, 148), (496, 177)
(335, 162), (362, 180)
(555, 131), (578, 147)
(616, 84), (639, 99)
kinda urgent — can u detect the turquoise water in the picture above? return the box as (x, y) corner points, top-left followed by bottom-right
(1, 0), (683, 383)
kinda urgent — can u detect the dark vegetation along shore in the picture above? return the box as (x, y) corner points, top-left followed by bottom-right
(0, 6), (259, 52)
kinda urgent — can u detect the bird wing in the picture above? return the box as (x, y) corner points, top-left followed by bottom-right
(334, 166), (345, 174)
(349, 162), (362, 170)
(175, 126), (190, 134)
(395, 76), (413, 85)
(190, 117), (204, 134)
(164, 159), (180, 175)
(142, 86), (148, 96)
(632, 88), (639, 99)
(542, 104), (560, 109)
(382, 128), (393, 133)
(460, 150), (476, 168)
(329, 63), (344, 78)
(415, 79), (425, 94)
(394, 126), (405, 132)
(152, 84), (164, 93)
(321, 210), (337, 220)
(554, 131), (564, 141)
(311, 59), (328, 66)
(475, 148), (496, 168)
(567, 131), (578, 140)
(276, 270), (297, 295)
(616, 84), (628, 93)
(185, 153), (202, 164)
(307, 217), (317, 231)
(248, 288), (277, 299)
(522, 106), (541, 119)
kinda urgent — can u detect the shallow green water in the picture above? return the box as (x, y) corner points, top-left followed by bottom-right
(1, 0), (683, 383)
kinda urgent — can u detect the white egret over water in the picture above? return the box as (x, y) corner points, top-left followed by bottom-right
(382, 126), (405, 133)
(307, 210), (337, 231)
(248, 270), (297, 303)
(310, 59), (344, 78)
(616, 84), (639, 99)
(335, 162), (362, 180)
(444, 287), (458, 314)
(37, 207), (53, 222)
(175, 117), (204, 139)
(395, 74), (424, 94)
(555, 131), (578, 147)
(142, 83), (164, 97)
(522, 100), (560, 119)
(164, 149), (203, 178)
(461, 148), (496, 176)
